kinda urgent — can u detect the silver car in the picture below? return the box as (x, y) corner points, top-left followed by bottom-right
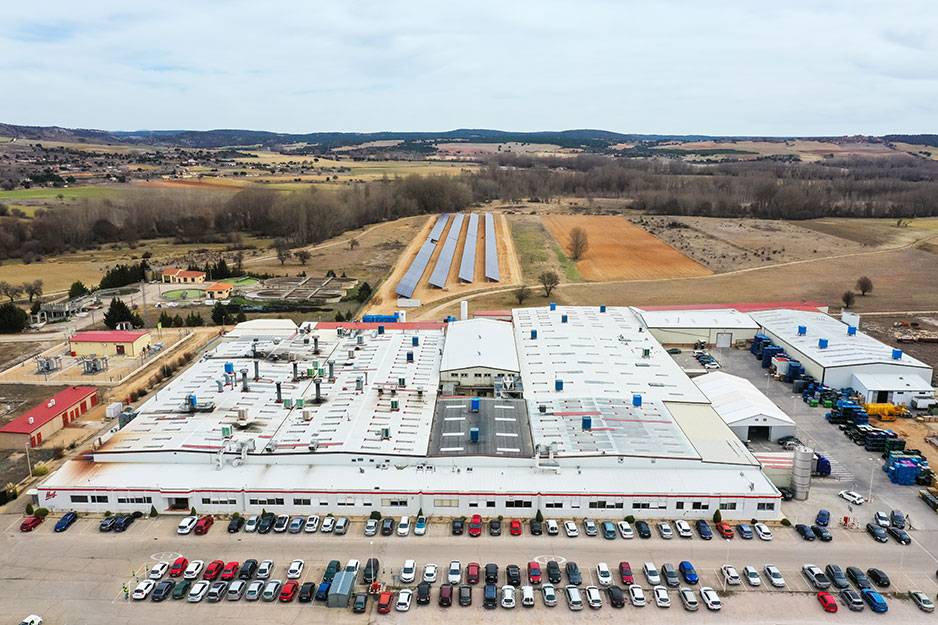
(679, 587), (698, 611)
(542, 583), (557, 607)
(245, 580), (264, 601)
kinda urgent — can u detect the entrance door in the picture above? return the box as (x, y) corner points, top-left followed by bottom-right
(168, 497), (189, 510)
(876, 390), (889, 403)
(116, 345), (125, 355)
(715, 333), (732, 348)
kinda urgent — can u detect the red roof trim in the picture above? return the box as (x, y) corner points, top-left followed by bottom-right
(69, 330), (149, 343)
(0, 386), (97, 434)
(314, 322), (446, 330)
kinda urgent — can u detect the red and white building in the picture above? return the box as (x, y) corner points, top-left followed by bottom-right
(0, 386), (98, 449)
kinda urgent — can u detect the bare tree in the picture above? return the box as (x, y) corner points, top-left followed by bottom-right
(295, 250), (311, 266)
(0, 282), (24, 302)
(273, 239), (292, 266)
(539, 271), (559, 297)
(514, 285), (530, 305)
(23, 280), (43, 302)
(348, 238), (360, 251)
(842, 290), (856, 309)
(856, 276), (873, 296)
(568, 227), (589, 261)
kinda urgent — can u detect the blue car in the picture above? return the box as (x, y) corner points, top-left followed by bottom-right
(735, 523), (753, 539)
(815, 509), (830, 527)
(315, 581), (331, 602)
(113, 515), (135, 532)
(679, 561), (698, 584)
(862, 589), (888, 613)
(55, 511), (78, 532)
(695, 519), (713, 540)
(414, 516), (427, 535)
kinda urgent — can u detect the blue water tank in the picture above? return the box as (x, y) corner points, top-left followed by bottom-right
(549, 303), (557, 311)
(406, 351), (414, 363)
(412, 336), (419, 346)
(847, 326), (857, 336)
(892, 348), (903, 360)
(530, 329), (538, 340)
(582, 416), (592, 431)
(818, 338), (829, 349)
(561, 314), (568, 324)
(224, 361), (234, 375)
(188, 394), (197, 408)
(377, 325), (385, 335)
(632, 393), (642, 407)
(555, 379), (564, 392)
(470, 427), (480, 443)
(600, 305), (607, 313)
(797, 325), (807, 336)
(470, 397), (481, 413)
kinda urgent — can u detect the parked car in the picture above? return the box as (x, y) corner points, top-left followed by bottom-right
(256, 559), (274, 580)
(840, 588), (864, 611)
(582, 518), (598, 536)
(861, 588), (888, 613)
(695, 519), (713, 540)
(564, 561), (582, 585)
(619, 561), (634, 585)
(742, 566), (761, 586)
(546, 561), (561, 584)
(653, 585), (670, 608)
(149, 562), (169, 580)
(529, 519), (542, 535)
(628, 584), (646, 607)
(563, 521), (579, 537)
(395, 588), (412, 611)
(488, 518), (502, 536)
(203, 560), (224, 581)
(867, 568), (890, 588)
(321, 516), (336, 533)
(132, 580), (156, 600)
(304, 515), (320, 533)
(113, 515), (134, 532)
(397, 515), (411, 537)
(526, 562), (541, 585)
(193, 515), (214, 535)
(186, 580), (210, 602)
(795, 524), (816, 541)
(595, 562), (612, 586)
(817, 591), (838, 613)
(225, 580), (246, 601)
(447, 560), (461, 584)
(151, 579), (175, 602)
(635, 520), (651, 539)
(888, 526), (912, 545)
(720, 565), (740, 586)
(500, 585), (516, 608)
(642, 562), (661, 586)
(172, 579), (191, 600)
(298, 581), (315, 603)
(675, 519), (692, 538)
(890, 510), (906, 529)
(700, 587), (721, 611)
(176, 516), (198, 535)
(363, 518), (378, 536)
(183, 560), (204, 580)
(98, 516), (118, 532)
(362, 558), (380, 584)
(565, 585), (583, 611)
(54, 511), (78, 532)
(460, 584), (473, 606)
(542, 583), (558, 607)
(839, 490), (865, 505)
(416, 582), (431, 605)
(825, 564), (849, 589)
(661, 563), (680, 588)
(244, 515), (259, 532)
(735, 523), (753, 539)
(287, 559), (304, 580)
(679, 561), (698, 584)
(585, 585), (603, 609)
(314, 582), (330, 602)
(334, 517), (349, 535)
(509, 519), (522, 536)
(545, 519), (559, 535)
(451, 517), (464, 535)
(846, 566), (871, 590)
(424, 563), (439, 583)
(802, 564), (831, 590)
(352, 593), (368, 613)
(912, 591), (935, 613)
(617, 521), (634, 539)
(657, 521), (674, 539)
(467, 514), (482, 537)
(601, 520), (616, 539)
(414, 515), (428, 536)
(376, 591), (393, 614)
(715, 522), (734, 539)
(227, 516), (244, 533)
(244, 580), (263, 601)
(220, 561), (240, 581)
(816, 509), (830, 527)
(256, 513), (275, 534)
(169, 557), (189, 577)
(764, 565), (785, 588)
(754, 522), (773, 540)
(287, 516), (304, 534)
(812, 525), (832, 542)
(866, 522), (888, 543)
(679, 587), (699, 611)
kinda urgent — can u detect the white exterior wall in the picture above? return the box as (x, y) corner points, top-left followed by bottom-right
(648, 327), (755, 346)
(440, 366), (513, 389)
(757, 328), (826, 381)
(823, 362), (931, 390)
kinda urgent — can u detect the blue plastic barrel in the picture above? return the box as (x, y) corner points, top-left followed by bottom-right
(530, 329), (538, 340)
(406, 351), (414, 363)
(549, 303), (557, 311)
(378, 325), (385, 335)
(561, 314), (568, 323)
(470, 397), (481, 413)
(582, 416), (592, 431)
(797, 325), (807, 336)
(412, 336), (419, 346)
(224, 361), (234, 375)
(892, 349), (903, 360)
(818, 338), (828, 349)
(847, 326), (857, 336)
(632, 393), (642, 407)
(600, 305), (607, 313)
(470, 427), (480, 443)
(555, 379), (564, 392)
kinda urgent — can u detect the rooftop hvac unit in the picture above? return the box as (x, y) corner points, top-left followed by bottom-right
(381, 427), (391, 440)
(221, 425), (233, 439)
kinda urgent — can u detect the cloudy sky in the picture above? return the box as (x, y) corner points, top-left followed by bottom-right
(1, 1), (935, 135)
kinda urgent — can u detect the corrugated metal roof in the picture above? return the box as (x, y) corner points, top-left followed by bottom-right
(0, 386), (97, 434)
(458, 213), (479, 282)
(852, 372), (933, 393)
(428, 213), (465, 288)
(484, 213), (500, 281)
(693, 371), (795, 427)
(69, 330), (149, 343)
(636, 308), (759, 330)
(441, 318), (519, 372)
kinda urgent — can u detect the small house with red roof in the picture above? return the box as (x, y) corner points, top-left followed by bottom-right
(0, 386), (98, 448)
(205, 282), (233, 300)
(69, 330), (151, 357)
(160, 267), (206, 284)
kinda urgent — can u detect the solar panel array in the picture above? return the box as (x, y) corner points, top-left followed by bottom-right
(484, 213), (500, 281)
(428, 213), (465, 288)
(458, 213), (479, 282)
(428, 213), (451, 242)
(396, 214), (451, 298)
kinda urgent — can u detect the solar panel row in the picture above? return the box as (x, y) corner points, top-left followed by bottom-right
(396, 214), (451, 298)
(458, 213), (479, 282)
(428, 213), (465, 288)
(428, 213), (451, 242)
(484, 213), (500, 281)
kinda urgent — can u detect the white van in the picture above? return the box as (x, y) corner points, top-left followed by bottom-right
(521, 585), (535, 607)
(546, 519), (559, 535)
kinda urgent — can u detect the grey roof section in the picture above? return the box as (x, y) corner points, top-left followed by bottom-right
(428, 213), (451, 242)
(484, 213), (500, 281)
(429, 397), (532, 458)
(458, 213), (479, 282)
(428, 213), (465, 288)
(395, 239), (437, 298)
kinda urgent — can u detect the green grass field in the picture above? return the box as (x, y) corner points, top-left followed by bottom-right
(228, 276), (260, 286)
(0, 185), (120, 201)
(163, 288), (206, 301)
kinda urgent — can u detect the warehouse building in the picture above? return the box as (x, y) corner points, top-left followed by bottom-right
(68, 330), (151, 357)
(693, 371), (796, 443)
(0, 386), (98, 449)
(750, 309), (934, 399)
(440, 318), (519, 395)
(635, 307), (760, 347)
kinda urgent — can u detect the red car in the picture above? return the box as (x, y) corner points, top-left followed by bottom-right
(509, 519), (522, 536)
(527, 561), (542, 584)
(466, 562), (480, 584)
(467, 514), (483, 538)
(279, 580), (298, 602)
(220, 561), (240, 581)
(20, 516), (43, 532)
(203, 559), (225, 580)
(618, 561), (634, 585)
(377, 591), (394, 614)
(193, 515), (214, 535)
(817, 591), (838, 613)
(169, 556), (189, 577)
(716, 522), (734, 539)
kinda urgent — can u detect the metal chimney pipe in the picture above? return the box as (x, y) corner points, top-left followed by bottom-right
(328, 360), (334, 379)
(292, 362), (298, 380)
(275, 381), (282, 403)
(240, 369), (249, 392)
(315, 380), (322, 403)
(253, 360), (260, 381)
(313, 336), (320, 354)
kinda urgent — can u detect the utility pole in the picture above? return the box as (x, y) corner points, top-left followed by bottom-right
(25, 443), (32, 478)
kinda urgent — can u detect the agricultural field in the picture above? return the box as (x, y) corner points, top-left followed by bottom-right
(509, 213), (578, 282)
(800, 217), (938, 247)
(0, 184), (123, 216)
(543, 214), (711, 280)
(653, 139), (900, 161)
(433, 142), (578, 157)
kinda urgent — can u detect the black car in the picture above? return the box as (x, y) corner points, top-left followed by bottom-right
(113, 515), (134, 532)
(451, 518), (465, 535)
(890, 510), (906, 529)
(546, 560), (561, 584)
(352, 593), (368, 613)
(416, 582), (432, 605)
(323, 560), (341, 582)
(867, 568), (890, 588)
(846, 566), (871, 590)
(458, 584), (472, 606)
(811, 525), (832, 542)
(99, 516), (118, 532)
(506, 565), (521, 586)
(635, 520), (651, 539)
(888, 526), (911, 545)
(362, 558), (380, 584)
(866, 522), (888, 543)
(695, 519), (713, 540)
(529, 520), (543, 536)
(227, 516), (245, 533)
(238, 559), (258, 580)
(840, 589), (864, 611)
(257, 513), (275, 534)
(488, 519), (501, 536)
(298, 581), (315, 603)
(484, 563), (499, 584)
(607, 585), (626, 608)
(381, 518), (395, 536)
(151, 579), (175, 602)
(825, 564), (849, 589)
(565, 561), (582, 585)
(795, 524), (816, 541)
(778, 487), (794, 501)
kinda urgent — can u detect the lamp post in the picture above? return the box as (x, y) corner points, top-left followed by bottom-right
(868, 457), (876, 504)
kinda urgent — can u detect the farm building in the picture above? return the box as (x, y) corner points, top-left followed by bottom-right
(68, 330), (151, 357)
(160, 267), (206, 284)
(0, 386), (98, 449)
(440, 318), (519, 395)
(205, 282), (233, 299)
(750, 309), (934, 400)
(635, 307), (760, 347)
(693, 371), (796, 443)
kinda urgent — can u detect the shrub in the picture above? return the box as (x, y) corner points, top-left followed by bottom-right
(624, 515), (635, 523)
(104, 510), (112, 517)
(780, 518), (792, 527)
(25, 503), (34, 515)
(535, 509), (544, 523)
(369, 510), (382, 520)
(52, 447), (65, 460)
(149, 505), (158, 518)
(34, 507), (49, 518)
(712, 509), (722, 524)
(33, 463), (50, 476)
(190, 506), (197, 516)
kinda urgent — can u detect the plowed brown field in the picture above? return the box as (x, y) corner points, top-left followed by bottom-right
(542, 214), (712, 280)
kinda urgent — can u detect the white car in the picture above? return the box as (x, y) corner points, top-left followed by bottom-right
(657, 522), (674, 539)
(183, 560), (205, 580)
(501, 585), (516, 608)
(364, 519), (378, 536)
(176, 516), (198, 535)
(401, 559), (417, 583)
(874, 511), (890, 527)
(700, 587), (721, 611)
(643, 562), (661, 586)
(617, 521), (634, 539)
(257, 560), (274, 579)
(321, 516), (336, 533)
(839, 490), (866, 505)
(546, 519), (559, 535)
(414, 515), (428, 536)
(596, 562), (612, 586)
(148, 562), (169, 580)
(763, 565), (785, 588)
(542, 583), (558, 607)
(675, 520), (692, 538)
(720, 565), (741, 586)
(395, 588), (413, 612)
(521, 585), (535, 607)
(397, 515), (411, 536)
(679, 587), (699, 611)
(244, 515), (259, 532)
(287, 559), (304, 579)
(585, 585), (602, 609)
(743, 566), (761, 587)
(423, 563), (438, 583)
(245, 580), (264, 601)
(132, 580), (155, 600)
(304, 515), (320, 533)
(754, 522), (773, 541)
(629, 584), (646, 607)
(563, 521), (579, 537)
(653, 585), (671, 608)
(447, 560), (461, 584)
(187, 580), (210, 602)
(18, 616), (42, 625)
(703, 362), (721, 370)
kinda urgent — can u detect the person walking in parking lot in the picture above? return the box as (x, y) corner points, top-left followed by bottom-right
(123, 584), (129, 600)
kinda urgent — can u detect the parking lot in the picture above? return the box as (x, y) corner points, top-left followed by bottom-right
(4, 512), (938, 624)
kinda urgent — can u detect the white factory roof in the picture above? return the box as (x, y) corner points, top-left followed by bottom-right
(693, 371), (796, 428)
(635, 307), (759, 330)
(852, 372), (933, 393)
(226, 318), (298, 337)
(441, 318), (519, 373)
(750, 309), (932, 370)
